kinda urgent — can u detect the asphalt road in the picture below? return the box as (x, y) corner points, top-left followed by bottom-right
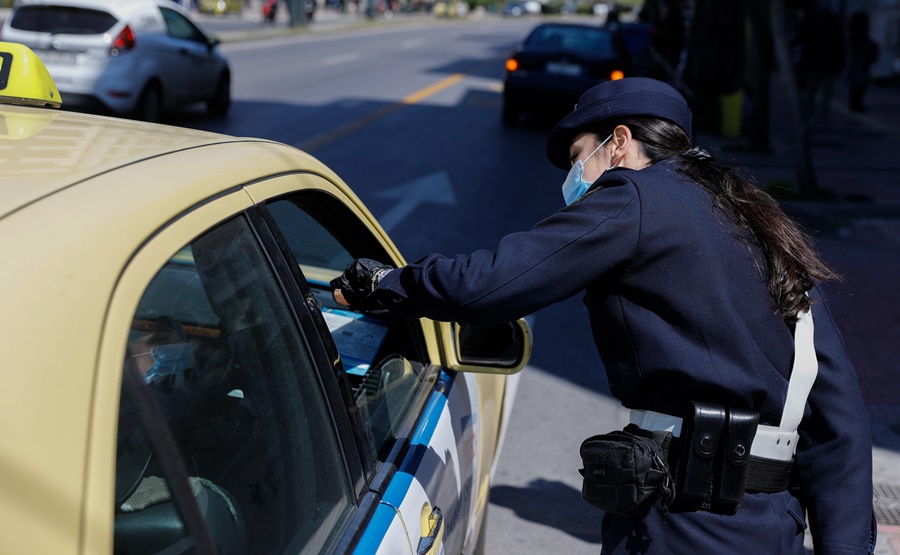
(168, 18), (617, 553)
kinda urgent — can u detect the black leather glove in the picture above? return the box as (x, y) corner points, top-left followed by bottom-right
(330, 258), (394, 311)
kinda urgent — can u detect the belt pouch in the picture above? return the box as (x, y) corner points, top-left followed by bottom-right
(714, 408), (759, 511)
(677, 402), (725, 506)
(579, 424), (673, 518)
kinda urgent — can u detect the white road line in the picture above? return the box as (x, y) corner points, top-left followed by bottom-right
(322, 52), (360, 66)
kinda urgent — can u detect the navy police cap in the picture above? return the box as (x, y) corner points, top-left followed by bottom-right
(546, 77), (692, 170)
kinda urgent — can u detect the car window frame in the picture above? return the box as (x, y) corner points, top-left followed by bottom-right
(252, 186), (444, 495)
(120, 209), (366, 554)
(94, 189), (372, 555)
(158, 6), (209, 44)
(248, 203), (370, 496)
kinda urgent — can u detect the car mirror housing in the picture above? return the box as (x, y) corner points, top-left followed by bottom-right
(439, 319), (532, 374)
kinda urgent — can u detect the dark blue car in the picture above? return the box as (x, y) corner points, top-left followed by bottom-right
(502, 22), (633, 126)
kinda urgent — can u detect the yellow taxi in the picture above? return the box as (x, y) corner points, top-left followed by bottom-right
(0, 41), (530, 555)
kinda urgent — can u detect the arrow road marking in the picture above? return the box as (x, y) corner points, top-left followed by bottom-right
(375, 171), (457, 232)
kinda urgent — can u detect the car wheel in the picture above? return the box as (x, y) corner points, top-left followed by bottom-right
(501, 101), (519, 127)
(134, 85), (162, 123)
(207, 74), (231, 118)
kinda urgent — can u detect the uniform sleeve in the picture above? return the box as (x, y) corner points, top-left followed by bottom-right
(372, 174), (641, 323)
(796, 283), (875, 554)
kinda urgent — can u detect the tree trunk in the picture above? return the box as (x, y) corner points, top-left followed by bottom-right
(769, 0), (818, 195)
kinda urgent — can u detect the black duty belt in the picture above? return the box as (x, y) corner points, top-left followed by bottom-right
(666, 435), (794, 494)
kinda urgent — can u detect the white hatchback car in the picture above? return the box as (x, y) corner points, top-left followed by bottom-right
(1, 0), (231, 121)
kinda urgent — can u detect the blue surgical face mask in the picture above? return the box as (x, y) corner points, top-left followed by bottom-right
(561, 134), (613, 206)
(134, 343), (195, 384)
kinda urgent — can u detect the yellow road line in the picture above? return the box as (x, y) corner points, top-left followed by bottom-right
(300, 73), (467, 152)
(402, 73), (465, 105)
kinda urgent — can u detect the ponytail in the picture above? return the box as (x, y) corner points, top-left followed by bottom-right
(592, 118), (838, 320)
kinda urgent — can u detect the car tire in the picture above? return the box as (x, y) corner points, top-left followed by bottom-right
(134, 85), (163, 123)
(501, 101), (519, 127)
(207, 73), (231, 118)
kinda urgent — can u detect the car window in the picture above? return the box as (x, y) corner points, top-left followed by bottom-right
(116, 215), (354, 555)
(159, 7), (207, 43)
(526, 26), (616, 58)
(9, 5), (117, 34)
(266, 196), (427, 462)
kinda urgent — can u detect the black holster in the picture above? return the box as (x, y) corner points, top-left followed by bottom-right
(674, 402), (759, 514)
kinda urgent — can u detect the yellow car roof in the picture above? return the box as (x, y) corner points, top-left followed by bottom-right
(0, 105), (236, 218)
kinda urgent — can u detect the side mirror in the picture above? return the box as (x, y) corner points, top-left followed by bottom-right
(207, 35), (220, 50)
(439, 319), (532, 374)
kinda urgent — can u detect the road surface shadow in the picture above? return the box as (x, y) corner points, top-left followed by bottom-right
(490, 479), (603, 544)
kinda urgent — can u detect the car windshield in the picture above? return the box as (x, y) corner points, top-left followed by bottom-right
(525, 26), (616, 58)
(10, 5), (117, 35)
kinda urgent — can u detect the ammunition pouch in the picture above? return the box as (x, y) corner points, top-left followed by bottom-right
(673, 401), (759, 514)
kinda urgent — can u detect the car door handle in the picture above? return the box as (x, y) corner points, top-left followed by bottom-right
(416, 506), (443, 555)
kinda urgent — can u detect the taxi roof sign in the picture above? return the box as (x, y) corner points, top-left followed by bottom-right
(0, 42), (62, 108)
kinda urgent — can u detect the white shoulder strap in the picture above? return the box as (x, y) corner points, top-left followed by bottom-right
(631, 301), (820, 461)
(779, 307), (818, 433)
(751, 305), (819, 459)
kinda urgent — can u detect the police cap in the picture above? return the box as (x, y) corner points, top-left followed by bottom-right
(546, 77), (692, 170)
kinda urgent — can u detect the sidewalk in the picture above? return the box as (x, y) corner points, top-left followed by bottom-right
(191, 0), (436, 42)
(0, 3), (433, 44)
(696, 78), (900, 554)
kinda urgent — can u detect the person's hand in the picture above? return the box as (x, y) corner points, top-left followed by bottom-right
(330, 258), (394, 311)
(333, 287), (350, 306)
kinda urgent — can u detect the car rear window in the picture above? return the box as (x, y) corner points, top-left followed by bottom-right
(525, 26), (616, 58)
(10, 5), (117, 35)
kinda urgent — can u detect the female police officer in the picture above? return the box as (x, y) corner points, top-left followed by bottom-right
(331, 78), (875, 554)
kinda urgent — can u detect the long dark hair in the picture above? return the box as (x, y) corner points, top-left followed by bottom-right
(591, 117), (837, 321)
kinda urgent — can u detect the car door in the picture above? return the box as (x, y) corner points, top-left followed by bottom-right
(96, 168), (518, 555)
(103, 200), (368, 555)
(246, 176), (484, 555)
(157, 6), (217, 103)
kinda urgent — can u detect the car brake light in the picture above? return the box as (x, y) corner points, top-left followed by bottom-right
(110, 25), (136, 55)
(505, 58), (519, 72)
(610, 70), (625, 81)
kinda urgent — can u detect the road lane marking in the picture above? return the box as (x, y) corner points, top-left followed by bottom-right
(322, 52), (360, 66)
(402, 73), (464, 104)
(300, 73), (466, 151)
(300, 104), (401, 151)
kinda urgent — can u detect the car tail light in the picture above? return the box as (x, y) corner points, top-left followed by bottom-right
(110, 25), (136, 55)
(505, 58), (519, 72)
(610, 70), (625, 81)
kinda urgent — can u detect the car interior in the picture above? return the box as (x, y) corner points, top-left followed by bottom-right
(114, 193), (430, 554)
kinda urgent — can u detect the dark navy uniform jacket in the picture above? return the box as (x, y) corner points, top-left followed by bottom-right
(373, 158), (874, 554)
